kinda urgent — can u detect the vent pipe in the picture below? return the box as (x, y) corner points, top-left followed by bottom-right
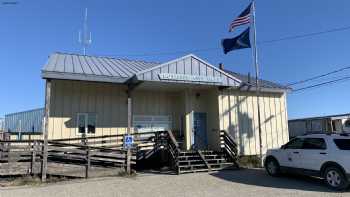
(219, 63), (224, 70)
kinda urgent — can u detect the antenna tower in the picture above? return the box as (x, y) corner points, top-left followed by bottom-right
(78, 8), (92, 55)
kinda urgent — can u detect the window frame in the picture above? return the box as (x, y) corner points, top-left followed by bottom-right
(76, 113), (97, 135)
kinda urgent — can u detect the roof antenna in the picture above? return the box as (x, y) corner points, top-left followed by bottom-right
(78, 8), (92, 55)
(248, 72), (251, 85)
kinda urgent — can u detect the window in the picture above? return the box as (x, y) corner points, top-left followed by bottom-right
(332, 120), (337, 132)
(345, 120), (350, 128)
(334, 139), (350, 150)
(302, 138), (327, 150)
(133, 115), (172, 133)
(87, 114), (96, 134)
(311, 120), (322, 132)
(284, 138), (304, 149)
(78, 114), (87, 134)
(77, 113), (96, 134)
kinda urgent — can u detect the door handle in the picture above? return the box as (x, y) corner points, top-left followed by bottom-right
(293, 151), (299, 154)
(320, 152), (327, 155)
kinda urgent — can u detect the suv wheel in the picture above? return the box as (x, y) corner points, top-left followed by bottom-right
(265, 158), (280, 176)
(324, 166), (349, 190)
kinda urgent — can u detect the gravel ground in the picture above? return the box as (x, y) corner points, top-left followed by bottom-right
(0, 168), (349, 197)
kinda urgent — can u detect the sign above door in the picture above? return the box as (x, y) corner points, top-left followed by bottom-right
(158, 73), (223, 84)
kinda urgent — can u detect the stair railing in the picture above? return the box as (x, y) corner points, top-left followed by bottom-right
(220, 130), (238, 165)
(135, 131), (160, 160)
(165, 130), (180, 173)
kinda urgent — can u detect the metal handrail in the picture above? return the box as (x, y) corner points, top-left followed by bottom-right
(220, 130), (238, 162)
(163, 130), (180, 173)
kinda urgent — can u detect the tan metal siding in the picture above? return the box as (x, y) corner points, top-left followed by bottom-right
(48, 80), (128, 139)
(219, 90), (289, 156)
(48, 80), (189, 140)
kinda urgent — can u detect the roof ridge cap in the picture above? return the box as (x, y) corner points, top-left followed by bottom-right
(52, 52), (161, 65)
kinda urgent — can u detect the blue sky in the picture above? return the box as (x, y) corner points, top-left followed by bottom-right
(0, 0), (349, 119)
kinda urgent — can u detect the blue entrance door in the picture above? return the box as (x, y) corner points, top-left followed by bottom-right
(192, 112), (208, 150)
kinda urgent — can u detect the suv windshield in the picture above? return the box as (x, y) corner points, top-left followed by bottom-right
(334, 139), (350, 150)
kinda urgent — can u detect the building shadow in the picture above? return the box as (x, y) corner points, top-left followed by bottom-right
(210, 168), (349, 193)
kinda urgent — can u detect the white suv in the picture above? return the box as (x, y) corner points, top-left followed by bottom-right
(264, 134), (350, 190)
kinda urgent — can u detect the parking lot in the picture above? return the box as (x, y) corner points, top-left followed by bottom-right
(0, 168), (348, 197)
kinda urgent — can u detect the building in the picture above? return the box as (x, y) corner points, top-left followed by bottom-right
(41, 52), (290, 156)
(0, 118), (4, 131)
(289, 113), (350, 138)
(4, 108), (44, 140)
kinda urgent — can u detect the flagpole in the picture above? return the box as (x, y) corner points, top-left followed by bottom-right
(251, 0), (263, 166)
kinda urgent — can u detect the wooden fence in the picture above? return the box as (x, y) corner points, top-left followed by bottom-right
(0, 131), (161, 179)
(0, 140), (42, 175)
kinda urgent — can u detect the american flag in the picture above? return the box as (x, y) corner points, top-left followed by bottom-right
(229, 3), (252, 32)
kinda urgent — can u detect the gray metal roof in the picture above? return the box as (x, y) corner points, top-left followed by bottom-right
(289, 113), (350, 122)
(42, 52), (160, 83)
(224, 70), (290, 91)
(41, 52), (288, 92)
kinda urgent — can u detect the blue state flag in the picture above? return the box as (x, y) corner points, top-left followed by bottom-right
(222, 27), (251, 54)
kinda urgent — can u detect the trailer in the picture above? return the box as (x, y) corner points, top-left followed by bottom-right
(289, 113), (350, 138)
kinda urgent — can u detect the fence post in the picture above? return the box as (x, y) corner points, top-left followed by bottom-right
(41, 141), (48, 180)
(0, 141), (3, 159)
(85, 146), (90, 179)
(82, 133), (87, 145)
(126, 148), (131, 174)
(31, 141), (37, 175)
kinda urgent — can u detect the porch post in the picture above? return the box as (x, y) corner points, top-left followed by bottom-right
(330, 118), (334, 133)
(184, 89), (193, 150)
(41, 79), (51, 182)
(126, 89), (132, 174)
(127, 96), (132, 134)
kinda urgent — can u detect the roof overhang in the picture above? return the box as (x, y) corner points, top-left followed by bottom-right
(289, 114), (350, 122)
(235, 86), (288, 94)
(232, 83), (291, 93)
(41, 71), (129, 84)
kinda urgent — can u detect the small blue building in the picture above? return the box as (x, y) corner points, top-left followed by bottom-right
(5, 108), (44, 139)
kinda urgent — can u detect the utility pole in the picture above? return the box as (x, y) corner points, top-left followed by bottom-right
(78, 8), (92, 55)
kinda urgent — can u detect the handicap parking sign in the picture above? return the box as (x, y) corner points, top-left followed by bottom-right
(124, 135), (134, 149)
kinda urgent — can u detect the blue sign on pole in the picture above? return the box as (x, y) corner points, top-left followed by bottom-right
(124, 135), (134, 149)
